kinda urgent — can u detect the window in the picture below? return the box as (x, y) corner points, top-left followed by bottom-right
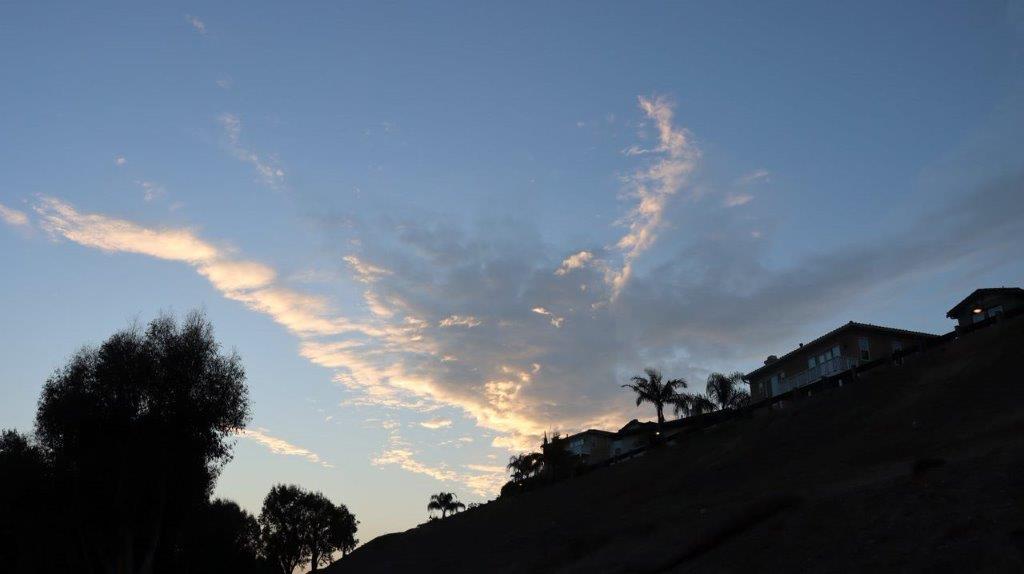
(988, 305), (1004, 318)
(858, 337), (870, 361)
(892, 340), (902, 352)
(832, 345), (841, 358)
(973, 312), (986, 324)
(808, 356), (817, 369)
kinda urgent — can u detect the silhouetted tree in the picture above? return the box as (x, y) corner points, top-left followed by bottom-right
(506, 452), (544, 483)
(622, 368), (688, 436)
(260, 485), (309, 574)
(427, 492), (465, 519)
(180, 499), (273, 574)
(304, 491), (359, 570)
(671, 392), (717, 418)
(34, 311), (250, 574)
(705, 372), (751, 410)
(259, 484), (359, 573)
(0, 430), (68, 572)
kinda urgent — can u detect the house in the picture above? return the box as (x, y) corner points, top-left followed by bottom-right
(562, 429), (616, 464)
(946, 287), (1024, 328)
(746, 321), (939, 401)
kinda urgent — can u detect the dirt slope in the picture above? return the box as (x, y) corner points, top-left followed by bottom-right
(328, 317), (1024, 573)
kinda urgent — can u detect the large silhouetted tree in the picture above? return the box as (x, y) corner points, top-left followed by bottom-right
(34, 311), (250, 573)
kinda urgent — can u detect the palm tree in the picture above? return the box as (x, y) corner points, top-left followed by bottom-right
(705, 372), (751, 410)
(671, 392), (717, 418)
(506, 452), (544, 484)
(426, 492), (465, 519)
(622, 368), (688, 436)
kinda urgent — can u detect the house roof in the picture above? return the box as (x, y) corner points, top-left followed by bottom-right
(745, 321), (940, 380)
(946, 288), (1024, 318)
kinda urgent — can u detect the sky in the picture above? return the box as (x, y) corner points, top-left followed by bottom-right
(2, 0), (1023, 543)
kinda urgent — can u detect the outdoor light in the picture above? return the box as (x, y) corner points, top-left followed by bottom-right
(973, 308), (984, 314)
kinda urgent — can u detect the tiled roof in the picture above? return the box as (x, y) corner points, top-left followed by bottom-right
(744, 321), (939, 379)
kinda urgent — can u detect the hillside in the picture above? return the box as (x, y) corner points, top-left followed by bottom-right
(328, 317), (1024, 573)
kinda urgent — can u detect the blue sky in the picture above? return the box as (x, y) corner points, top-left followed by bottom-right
(2, 1), (1023, 542)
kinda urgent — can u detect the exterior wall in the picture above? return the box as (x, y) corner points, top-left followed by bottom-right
(749, 326), (935, 400)
(952, 292), (1024, 327)
(565, 432), (614, 464)
(611, 432), (650, 457)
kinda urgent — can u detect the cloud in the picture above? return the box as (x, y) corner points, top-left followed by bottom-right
(343, 255), (392, 283)
(34, 197), (220, 262)
(606, 95), (700, 299)
(737, 169), (770, 185)
(372, 426), (507, 495)
(420, 418), (453, 429)
(238, 428), (331, 468)
(137, 180), (166, 202)
(0, 203), (29, 227)
(218, 113), (286, 190)
(724, 193), (753, 207)
(438, 315), (482, 328)
(530, 307), (564, 328)
(554, 250), (594, 275)
(16, 96), (1023, 500)
(186, 15), (206, 34)
(115, 156), (127, 166)
(216, 78), (232, 90)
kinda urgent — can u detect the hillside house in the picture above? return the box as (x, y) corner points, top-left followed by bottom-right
(746, 321), (939, 401)
(563, 429), (616, 464)
(946, 287), (1024, 328)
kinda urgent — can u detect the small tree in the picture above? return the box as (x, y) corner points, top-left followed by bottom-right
(622, 368), (688, 436)
(427, 492), (465, 519)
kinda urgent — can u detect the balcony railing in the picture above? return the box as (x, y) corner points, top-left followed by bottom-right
(774, 355), (860, 396)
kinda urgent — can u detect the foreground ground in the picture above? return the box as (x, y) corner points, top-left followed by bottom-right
(328, 317), (1024, 573)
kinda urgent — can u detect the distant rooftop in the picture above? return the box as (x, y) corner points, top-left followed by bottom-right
(946, 287), (1024, 318)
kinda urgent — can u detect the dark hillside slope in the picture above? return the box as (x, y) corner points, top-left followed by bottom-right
(329, 318), (1024, 573)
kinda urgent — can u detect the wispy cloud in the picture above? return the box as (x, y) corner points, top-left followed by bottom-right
(606, 95), (700, 299)
(724, 193), (753, 207)
(186, 15), (206, 35)
(420, 417), (453, 429)
(238, 428), (332, 468)
(737, 169), (770, 186)
(115, 156), (127, 166)
(0, 203), (29, 227)
(137, 180), (166, 202)
(438, 315), (482, 328)
(218, 113), (286, 190)
(372, 426), (506, 495)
